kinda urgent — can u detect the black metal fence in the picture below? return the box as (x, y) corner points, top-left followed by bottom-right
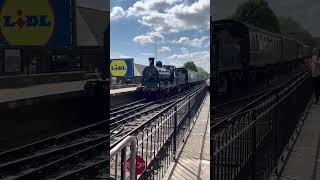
(212, 72), (313, 180)
(110, 85), (208, 180)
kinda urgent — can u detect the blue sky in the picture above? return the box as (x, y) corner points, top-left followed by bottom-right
(110, 0), (210, 72)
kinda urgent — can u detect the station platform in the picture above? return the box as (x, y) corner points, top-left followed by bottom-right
(110, 87), (136, 96)
(270, 102), (320, 180)
(110, 87), (138, 108)
(164, 94), (210, 180)
(0, 80), (87, 109)
(0, 71), (97, 89)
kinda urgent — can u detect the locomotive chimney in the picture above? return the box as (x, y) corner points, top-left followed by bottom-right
(149, 57), (155, 66)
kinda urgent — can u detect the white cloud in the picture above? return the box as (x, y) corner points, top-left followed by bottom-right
(133, 31), (165, 45)
(171, 36), (209, 48)
(111, 51), (135, 59)
(159, 46), (171, 52)
(126, 0), (209, 33)
(141, 52), (154, 56)
(171, 36), (190, 44)
(165, 50), (210, 71)
(111, 6), (126, 21)
(180, 47), (189, 54)
(127, 0), (179, 17)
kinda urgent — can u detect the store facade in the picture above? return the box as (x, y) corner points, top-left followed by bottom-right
(0, 0), (106, 77)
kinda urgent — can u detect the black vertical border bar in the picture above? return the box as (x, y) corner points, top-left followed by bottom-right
(105, 0), (110, 178)
(210, 1), (213, 180)
(71, 0), (77, 48)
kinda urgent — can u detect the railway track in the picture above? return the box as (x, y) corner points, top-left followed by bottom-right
(212, 64), (306, 114)
(109, 86), (202, 123)
(110, 86), (203, 144)
(0, 120), (107, 179)
(213, 88), (275, 120)
(110, 85), (207, 179)
(0, 84), (204, 179)
(212, 70), (310, 133)
(1, 140), (108, 180)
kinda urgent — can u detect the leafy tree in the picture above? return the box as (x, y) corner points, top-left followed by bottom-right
(278, 16), (314, 45)
(183, 61), (198, 72)
(183, 61), (209, 77)
(197, 66), (209, 77)
(232, 0), (280, 33)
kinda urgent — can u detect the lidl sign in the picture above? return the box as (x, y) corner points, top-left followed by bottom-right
(0, 0), (72, 47)
(110, 58), (134, 77)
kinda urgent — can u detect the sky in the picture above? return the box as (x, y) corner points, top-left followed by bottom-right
(212, 0), (320, 37)
(110, 0), (210, 72)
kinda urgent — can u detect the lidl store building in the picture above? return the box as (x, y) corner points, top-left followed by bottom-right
(110, 58), (147, 86)
(0, 0), (107, 77)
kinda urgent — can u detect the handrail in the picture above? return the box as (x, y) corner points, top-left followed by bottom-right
(110, 136), (137, 180)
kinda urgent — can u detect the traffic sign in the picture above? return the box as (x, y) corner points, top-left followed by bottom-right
(126, 155), (145, 175)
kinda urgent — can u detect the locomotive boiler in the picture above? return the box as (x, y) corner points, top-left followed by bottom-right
(137, 57), (206, 98)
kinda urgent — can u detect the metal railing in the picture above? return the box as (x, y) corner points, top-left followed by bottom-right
(212, 71), (313, 180)
(110, 136), (137, 180)
(110, 85), (208, 179)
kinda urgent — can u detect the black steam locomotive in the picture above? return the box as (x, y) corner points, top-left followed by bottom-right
(211, 19), (313, 94)
(137, 58), (206, 97)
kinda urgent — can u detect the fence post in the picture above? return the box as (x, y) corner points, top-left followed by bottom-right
(251, 109), (257, 180)
(121, 148), (126, 179)
(111, 136), (137, 180)
(173, 106), (177, 161)
(188, 95), (191, 130)
(130, 140), (137, 180)
(273, 94), (280, 175)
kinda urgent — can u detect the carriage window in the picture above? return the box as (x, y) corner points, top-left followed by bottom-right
(253, 35), (255, 50)
(253, 35), (256, 50)
(252, 35), (255, 50)
(255, 35), (258, 50)
(259, 35), (262, 50)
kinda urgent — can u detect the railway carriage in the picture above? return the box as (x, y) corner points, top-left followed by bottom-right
(212, 19), (313, 94)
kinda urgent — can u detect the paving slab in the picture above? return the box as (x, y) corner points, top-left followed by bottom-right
(164, 94), (210, 180)
(271, 104), (320, 180)
(0, 80), (87, 103)
(110, 87), (136, 95)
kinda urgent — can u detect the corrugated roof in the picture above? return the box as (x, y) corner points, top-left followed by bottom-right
(76, 7), (107, 46)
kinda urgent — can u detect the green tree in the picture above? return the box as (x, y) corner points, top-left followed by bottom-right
(197, 67), (209, 77)
(183, 61), (198, 72)
(183, 61), (209, 77)
(232, 0), (280, 33)
(278, 16), (314, 45)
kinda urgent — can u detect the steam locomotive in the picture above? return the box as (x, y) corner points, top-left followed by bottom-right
(211, 19), (313, 94)
(137, 57), (206, 97)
